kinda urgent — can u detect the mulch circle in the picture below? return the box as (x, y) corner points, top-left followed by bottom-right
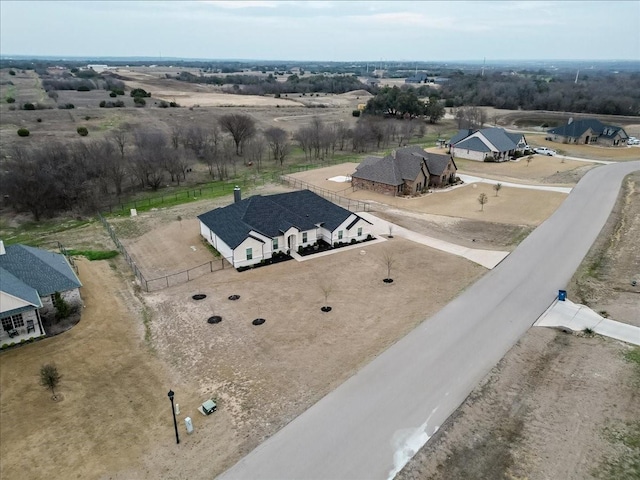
(192, 294), (207, 300)
(228, 295), (241, 301)
(383, 278), (394, 283)
(252, 318), (266, 326)
(207, 316), (222, 324)
(321, 306), (332, 312)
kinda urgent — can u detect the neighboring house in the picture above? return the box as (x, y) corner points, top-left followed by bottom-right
(0, 242), (82, 343)
(351, 145), (458, 196)
(405, 72), (429, 84)
(546, 119), (629, 147)
(198, 190), (373, 269)
(449, 127), (527, 161)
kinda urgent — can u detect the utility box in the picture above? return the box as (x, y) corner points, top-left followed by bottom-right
(558, 290), (567, 301)
(185, 417), (193, 434)
(130, 208), (137, 217)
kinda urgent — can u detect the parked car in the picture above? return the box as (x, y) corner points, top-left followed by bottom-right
(628, 137), (639, 145)
(534, 147), (557, 156)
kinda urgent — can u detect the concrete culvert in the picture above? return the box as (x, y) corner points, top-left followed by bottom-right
(228, 295), (240, 301)
(192, 294), (207, 300)
(252, 318), (266, 326)
(321, 306), (332, 312)
(208, 316), (222, 324)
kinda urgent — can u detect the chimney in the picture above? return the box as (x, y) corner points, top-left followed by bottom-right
(233, 186), (241, 203)
(0, 240), (5, 255)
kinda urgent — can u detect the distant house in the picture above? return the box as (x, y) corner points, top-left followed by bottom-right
(546, 119), (629, 147)
(0, 242), (82, 343)
(405, 73), (429, 84)
(448, 127), (527, 162)
(351, 145), (458, 196)
(198, 190), (372, 269)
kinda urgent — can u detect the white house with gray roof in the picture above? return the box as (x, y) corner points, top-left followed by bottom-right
(449, 127), (527, 162)
(198, 190), (372, 268)
(0, 242), (82, 343)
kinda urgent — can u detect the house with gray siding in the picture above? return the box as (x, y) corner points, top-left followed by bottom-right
(0, 242), (82, 344)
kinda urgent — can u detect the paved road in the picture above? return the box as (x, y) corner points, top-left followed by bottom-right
(219, 161), (640, 480)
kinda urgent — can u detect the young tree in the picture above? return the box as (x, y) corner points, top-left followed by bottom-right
(219, 113), (256, 155)
(40, 363), (62, 400)
(382, 250), (396, 282)
(493, 182), (502, 196)
(320, 282), (333, 310)
(478, 192), (488, 211)
(526, 155), (533, 166)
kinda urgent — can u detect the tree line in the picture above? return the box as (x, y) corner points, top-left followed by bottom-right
(1, 114), (431, 220)
(440, 71), (640, 116)
(172, 71), (375, 95)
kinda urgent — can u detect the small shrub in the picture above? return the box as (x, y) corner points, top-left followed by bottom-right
(109, 91), (117, 98)
(333, 242), (339, 248)
(17, 128), (30, 137)
(8, 105), (16, 111)
(298, 246), (304, 254)
(37, 118), (42, 123)
(9, 69), (16, 76)
(367, 234), (373, 240)
(77, 85), (90, 92)
(84, 115), (90, 120)
(6, 96), (15, 103)
(133, 97), (146, 107)
(158, 100), (169, 108)
(169, 101), (178, 107)
(350, 238), (357, 244)
(53, 292), (71, 320)
(58, 103), (75, 109)
(352, 110), (361, 117)
(22, 102), (35, 110)
(76, 126), (89, 136)
(99, 100), (106, 108)
(130, 88), (150, 98)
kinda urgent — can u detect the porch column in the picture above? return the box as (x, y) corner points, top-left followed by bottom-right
(36, 309), (44, 335)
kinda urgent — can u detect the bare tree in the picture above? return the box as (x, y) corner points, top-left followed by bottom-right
(244, 134), (267, 171)
(397, 121), (417, 146)
(493, 182), (502, 196)
(264, 127), (291, 166)
(320, 282), (333, 310)
(478, 192), (488, 211)
(219, 113), (256, 155)
(382, 250), (395, 282)
(526, 155), (533, 166)
(40, 363), (62, 400)
(109, 127), (129, 160)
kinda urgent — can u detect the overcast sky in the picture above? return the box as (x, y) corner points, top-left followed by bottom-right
(1, 1), (639, 61)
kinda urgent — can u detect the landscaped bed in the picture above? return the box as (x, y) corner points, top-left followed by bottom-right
(297, 235), (375, 257)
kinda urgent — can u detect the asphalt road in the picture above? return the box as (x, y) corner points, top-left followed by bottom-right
(219, 160), (640, 480)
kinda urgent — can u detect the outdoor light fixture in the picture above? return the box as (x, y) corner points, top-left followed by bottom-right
(168, 389), (180, 444)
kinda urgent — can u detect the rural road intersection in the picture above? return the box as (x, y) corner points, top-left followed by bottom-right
(219, 160), (640, 480)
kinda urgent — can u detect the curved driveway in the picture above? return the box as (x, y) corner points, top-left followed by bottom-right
(220, 161), (640, 480)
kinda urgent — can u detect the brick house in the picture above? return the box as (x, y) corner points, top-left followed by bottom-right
(546, 118), (629, 147)
(351, 145), (458, 196)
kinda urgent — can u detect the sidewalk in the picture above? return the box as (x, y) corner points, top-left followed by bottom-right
(535, 298), (640, 346)
(457, 174), (573, 194)
(358, 212), (509, 269)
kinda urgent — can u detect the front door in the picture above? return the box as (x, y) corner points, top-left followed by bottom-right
(287, 234), (296, 253)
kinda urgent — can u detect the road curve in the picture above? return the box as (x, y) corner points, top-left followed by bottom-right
(219, 161), (640, 480)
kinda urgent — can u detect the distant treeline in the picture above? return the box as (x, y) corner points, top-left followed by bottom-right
(172, 71), (375, 95)
(439, 71), (640, 116)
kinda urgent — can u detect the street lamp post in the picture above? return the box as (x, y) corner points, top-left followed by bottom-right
(167, 389), (180, 444)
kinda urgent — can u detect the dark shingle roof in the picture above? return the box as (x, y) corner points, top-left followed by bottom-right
(0, 267), (42, 308)
(547, 119), (626, 139)
(450, 128), (524, 152)
(0, 245), (82, 298)
(198, 190), (364, 249)
(352, 145), (429, 185)
(454, 136), (491, 152)
(424, 152), (455, 176)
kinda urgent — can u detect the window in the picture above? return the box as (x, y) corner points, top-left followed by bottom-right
(272, 238), (278, 250)
(1, 316), (12, 331)
(338, 231), (343, 240)
(12, 314), (24, 328)
(302, 232), (308, 243)
(357, 227), (362, 237)
(246, 248), (253, 260)
(50, 294), (56, 304)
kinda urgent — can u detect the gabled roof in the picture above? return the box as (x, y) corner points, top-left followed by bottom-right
(454, 136), (491, 152)
(198, 190), (364, 249)
(547, 119), (627, 139)
(0, 245), (82, 299)
(0, 268), (42, 310)
(450, 127), (523, 153)
(424, 152), (455, 176)
(353, 145), (428, 185)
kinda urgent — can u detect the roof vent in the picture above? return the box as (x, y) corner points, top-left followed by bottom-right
(233, 186), (241, 203)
